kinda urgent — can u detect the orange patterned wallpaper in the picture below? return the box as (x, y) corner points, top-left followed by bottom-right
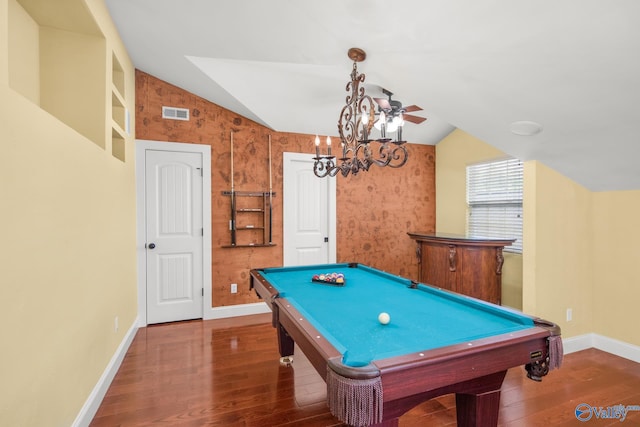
(135, 70), (436, 307)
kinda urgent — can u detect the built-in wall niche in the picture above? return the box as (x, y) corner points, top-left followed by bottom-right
(111, 52), (128, 161)
(111, 128), (125, 162)
(111, 90), (126, 132)
(112, 52), (125, 98)
(8, 0), (107, 149)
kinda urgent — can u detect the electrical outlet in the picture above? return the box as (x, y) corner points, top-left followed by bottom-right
(566, 308), (572, 322)
(114, 316), (119, 332)
(231, 283), (238, 294)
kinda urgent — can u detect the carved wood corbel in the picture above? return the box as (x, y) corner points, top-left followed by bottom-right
(496, 248), (505, 275)
(448, 245), (457, 272)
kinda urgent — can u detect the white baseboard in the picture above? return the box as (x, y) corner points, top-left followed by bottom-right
(204, 301), (271, 320)
(562, 334), (594, 355)
(563, 333), (640, 363)
(72, 317), (139, 427)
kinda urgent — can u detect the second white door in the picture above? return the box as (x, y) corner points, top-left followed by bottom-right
(283, 152), (336, 266)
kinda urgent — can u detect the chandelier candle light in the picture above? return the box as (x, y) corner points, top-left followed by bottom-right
(313, 47), (413, 178)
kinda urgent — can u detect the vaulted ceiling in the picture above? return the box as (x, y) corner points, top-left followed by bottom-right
(106, 0), (640, 191)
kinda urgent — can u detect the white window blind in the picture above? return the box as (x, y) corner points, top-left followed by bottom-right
(466, 158), (523, 253)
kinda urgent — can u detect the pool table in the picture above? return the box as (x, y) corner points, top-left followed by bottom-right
(250, 263), (562, 427)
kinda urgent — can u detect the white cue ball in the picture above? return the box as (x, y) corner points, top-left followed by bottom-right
(378, 312), (390, 325)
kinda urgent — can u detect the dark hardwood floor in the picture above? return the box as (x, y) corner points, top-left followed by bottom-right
(90, 314), (640, 426)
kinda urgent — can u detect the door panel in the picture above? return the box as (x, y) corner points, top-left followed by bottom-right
(146, 150), (203, 324)
(158, 253), (193, 301)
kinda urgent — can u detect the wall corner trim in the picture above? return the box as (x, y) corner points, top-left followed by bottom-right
(72, 317), (139, 427)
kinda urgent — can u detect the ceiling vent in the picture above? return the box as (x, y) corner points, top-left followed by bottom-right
(162, 106), (189, 121)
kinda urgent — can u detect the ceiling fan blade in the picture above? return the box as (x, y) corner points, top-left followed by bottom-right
(403, 114), (427, 124)
(374, 98), (392, 110)
(403, 105), (423, 113)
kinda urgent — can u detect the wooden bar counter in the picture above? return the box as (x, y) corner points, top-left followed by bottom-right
(408, 232), (515, 305)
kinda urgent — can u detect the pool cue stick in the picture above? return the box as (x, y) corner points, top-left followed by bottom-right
(268, 135), (273, 244)
(230, 131), (236, 246)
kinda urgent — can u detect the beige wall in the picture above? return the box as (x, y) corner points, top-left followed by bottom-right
(435, 129), (523, 309)
(592, 190), (640, 346)
(7, 0), (39, 103)
(522, 161), (593, 338)
(0, 1), (137, 426)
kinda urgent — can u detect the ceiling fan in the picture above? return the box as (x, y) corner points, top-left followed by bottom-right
(373, 88), (427, 125)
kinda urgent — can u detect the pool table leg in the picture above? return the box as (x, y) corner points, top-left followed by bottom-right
(277, 323), (294, 357)
(454, 371), (506, 427)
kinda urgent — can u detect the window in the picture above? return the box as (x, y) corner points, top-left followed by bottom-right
(466, 158), (523, 253)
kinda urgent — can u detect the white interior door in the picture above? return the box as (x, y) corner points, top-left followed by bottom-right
(283, 152), (336, 266)
(145, 149), (203, 324)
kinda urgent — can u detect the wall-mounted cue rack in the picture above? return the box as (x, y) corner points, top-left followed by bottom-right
(222, 191), (276, 248)
(222, 131), (276, 248)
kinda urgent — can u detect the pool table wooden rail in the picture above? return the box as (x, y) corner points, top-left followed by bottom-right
(373, 327), (551, 402)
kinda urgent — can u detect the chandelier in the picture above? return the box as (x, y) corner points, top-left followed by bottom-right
(313, 48), (423, 178)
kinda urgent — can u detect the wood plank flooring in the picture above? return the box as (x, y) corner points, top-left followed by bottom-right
(90, 314), (640, 426)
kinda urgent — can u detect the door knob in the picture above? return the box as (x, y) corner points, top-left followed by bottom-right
(148, 243), (156, 249)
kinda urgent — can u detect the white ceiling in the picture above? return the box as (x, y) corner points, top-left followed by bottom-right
(106, 0), (640, 191)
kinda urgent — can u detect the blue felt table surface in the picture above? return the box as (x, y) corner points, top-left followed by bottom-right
(261, 263), (534, 367)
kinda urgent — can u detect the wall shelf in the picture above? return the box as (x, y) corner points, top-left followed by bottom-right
(221, 243), (277, 248)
